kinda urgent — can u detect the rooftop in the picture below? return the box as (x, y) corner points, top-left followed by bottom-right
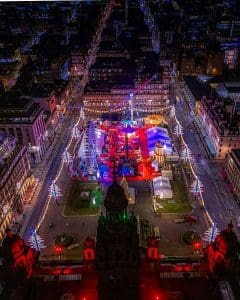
(183, 75), (212, 100)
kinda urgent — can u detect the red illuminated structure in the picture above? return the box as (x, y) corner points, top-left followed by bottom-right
(1, 228), (39, 278)
(147, 237), (161, 261)
(205, 222), (240, 275)
(83, 236), (95, 261)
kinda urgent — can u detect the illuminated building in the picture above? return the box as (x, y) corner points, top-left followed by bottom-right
(225, 149), (240, 202)
(0, 132), (31, 240)
(0, 95), (47, 163)
(197, 96), (240, 159)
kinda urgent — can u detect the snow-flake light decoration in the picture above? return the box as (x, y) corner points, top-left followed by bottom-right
(189, 177), (204, 195)
(48, 181), (62, 204)
(173, 123), (183, 137)
(203, 223), (220, 243)
(72, 126), (81, 139)
(62, 150), (73, 165)
(181, 145), (193, 162)
(28, 230), (46, 251)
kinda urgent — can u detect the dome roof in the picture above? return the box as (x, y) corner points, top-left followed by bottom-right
(104, 180), (128, 214)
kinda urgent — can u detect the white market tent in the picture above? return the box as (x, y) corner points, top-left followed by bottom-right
(152, 176), (173, 199)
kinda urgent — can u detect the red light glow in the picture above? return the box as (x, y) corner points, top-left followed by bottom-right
(54, 245), (63, 254)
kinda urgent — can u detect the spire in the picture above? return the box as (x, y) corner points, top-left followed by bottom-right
(104, 160), (128, 215)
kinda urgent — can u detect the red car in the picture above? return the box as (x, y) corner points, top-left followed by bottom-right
(184, 215), (198, 223)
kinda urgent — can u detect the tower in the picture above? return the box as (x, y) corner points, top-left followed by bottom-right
(95, 173), (140, 299)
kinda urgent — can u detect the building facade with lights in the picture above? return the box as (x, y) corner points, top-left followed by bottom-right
(0, 95), (47, 163)
(196, 96), (240, 159)
(83, 73), (170, 117)
(225, 149), (240, 201)
(0, 132), (31, 240)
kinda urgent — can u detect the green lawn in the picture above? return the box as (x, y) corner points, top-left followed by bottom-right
(63, 182), (103, 216)
(154, 178), (191, 213)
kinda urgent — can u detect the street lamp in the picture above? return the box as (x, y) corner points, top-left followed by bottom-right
(63, 150), (73, 165)
(72, 126), (81, 139)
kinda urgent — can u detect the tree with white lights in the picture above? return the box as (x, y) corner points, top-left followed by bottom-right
(173, 123), (183, 137)
(170, 106), (175, 118)
(181, 145), (193, 162)
(63, 150), (73, 165)
(189, 177), (204, 200)
(72, 126), (81, 139)
(203, 223), (220, 243)
(48, 180), (62, 205)
(28, 230), (46, 252)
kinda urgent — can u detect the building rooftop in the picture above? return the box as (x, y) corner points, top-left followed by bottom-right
(183, 75), (212, 100)
(0, 93), (42, 123)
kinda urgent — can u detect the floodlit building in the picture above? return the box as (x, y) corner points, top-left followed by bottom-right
(225, 149), (240, 202)
(0, 94), (47, 163)
(0, 132), (31, 239)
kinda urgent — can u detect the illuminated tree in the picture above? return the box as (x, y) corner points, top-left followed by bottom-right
(173, 123), (183, 137)
(203, 223), (220, 243)
(72, 126), (81, 139)
(189, 177), (204, 199)
(63, 150), (73, 165)
(181, 145), (193, 162)
(28, 230), (46, 252)
(170, 106), (175, 118)
(48, 180), (62, 205)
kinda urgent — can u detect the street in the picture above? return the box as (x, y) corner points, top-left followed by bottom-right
(172, 82), (240, 234)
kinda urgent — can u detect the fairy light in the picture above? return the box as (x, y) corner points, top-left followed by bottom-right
(72, 126), (81, 139)
(203, 222), (220, 243)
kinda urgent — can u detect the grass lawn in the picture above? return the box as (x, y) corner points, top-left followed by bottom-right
(63, 181), (103, 216)
(154, 178), (191, 213)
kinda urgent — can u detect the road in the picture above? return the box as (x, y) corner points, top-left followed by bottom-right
(22, 1), (114, 241)
(23, 117), (77, 240)
(171, 81), (240, 233)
